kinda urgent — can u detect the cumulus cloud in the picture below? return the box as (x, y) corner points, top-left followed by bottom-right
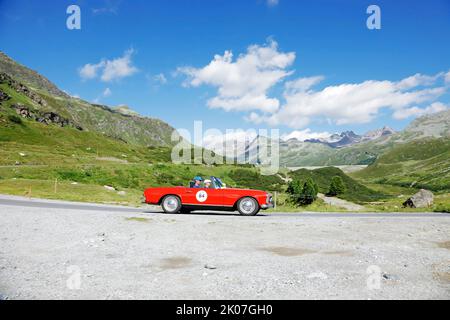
(392, 102), (448, 120)
(79, 49), (138, 82)
(267, 0), (279, 7)
(251, 72), (447, 128)
(281, 129), (331, 142)
(178, 40), (295, 113)
(79, 63), (103, 80)
(179, 39), (449, 128)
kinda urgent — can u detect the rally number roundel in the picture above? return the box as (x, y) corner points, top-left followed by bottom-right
(196, 190), (208, 203)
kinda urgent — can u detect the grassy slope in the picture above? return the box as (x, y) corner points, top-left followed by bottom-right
(289, 167), (387, 203)
(352, 138), (450, 192)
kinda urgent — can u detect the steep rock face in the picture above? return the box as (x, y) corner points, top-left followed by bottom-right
(0, 89), (10, 102)
(10, 103), (83, 130)
(0, 73), (48, 107)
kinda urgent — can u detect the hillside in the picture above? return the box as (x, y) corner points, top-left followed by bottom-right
(0, 51), (176, 147)
(0, 52), (68, 98)
(352, 138), (450, 192)
(289, 167), (387, 203)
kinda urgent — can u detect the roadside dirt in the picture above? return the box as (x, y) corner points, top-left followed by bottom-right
(318, 193), (366, 211)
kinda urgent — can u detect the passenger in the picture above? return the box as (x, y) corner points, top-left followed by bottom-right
(192, 176), (203, 188)
(204, 179), (212, 189)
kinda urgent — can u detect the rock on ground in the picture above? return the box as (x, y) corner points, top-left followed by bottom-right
(403, 189), (434, 208)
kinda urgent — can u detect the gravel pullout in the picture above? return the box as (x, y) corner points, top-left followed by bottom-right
(0, 199), (449, 300)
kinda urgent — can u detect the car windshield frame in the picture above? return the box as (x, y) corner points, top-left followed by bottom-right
(211, 176), (223, 189)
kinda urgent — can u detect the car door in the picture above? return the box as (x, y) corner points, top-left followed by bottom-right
(182, 187), (224, 207)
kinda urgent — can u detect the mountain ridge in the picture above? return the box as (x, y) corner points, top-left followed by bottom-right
(0, 51), (177, 147)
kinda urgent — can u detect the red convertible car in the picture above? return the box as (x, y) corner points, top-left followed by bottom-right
(143, 176), (274, 216)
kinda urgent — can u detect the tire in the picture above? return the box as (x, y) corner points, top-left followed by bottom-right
(237, 197), (260, 216)
(161, 195), (182, 214)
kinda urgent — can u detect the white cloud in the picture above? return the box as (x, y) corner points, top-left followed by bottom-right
(79, 62), (104, 80)
(281, 129), (331, 142)
(267, 0), (279, 7)
(178, 40), (295, 113)
(203, 130), (258, 156)
(392, 102), (448, 120)
(251, 73), (447, 128)
(103, 87), (112, 97)
(284, 76), (324, 94)
(153, 73), (167, 85)
(445, 71), (450, 84)
(396, 72), (442, 90)
(179, 39), (449, 128)
(92, 0), (121, 15)
(79, 49), (138, 82)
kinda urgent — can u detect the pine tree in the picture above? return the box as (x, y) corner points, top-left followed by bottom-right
(287, 179), (302, 205)
(299, 178), (318, 205)
(328, 176), (346, 196)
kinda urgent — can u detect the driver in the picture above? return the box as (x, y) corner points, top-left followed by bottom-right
(192, 176), (203, 188)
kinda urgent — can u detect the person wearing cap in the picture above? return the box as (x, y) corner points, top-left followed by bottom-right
(192, 176), (203, 188)
(204, 179), (212, 189)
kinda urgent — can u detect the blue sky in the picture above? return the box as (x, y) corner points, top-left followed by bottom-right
(1, 0), (449, 142)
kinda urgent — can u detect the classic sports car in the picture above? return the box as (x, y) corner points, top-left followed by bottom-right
(143, 176), (274, 216)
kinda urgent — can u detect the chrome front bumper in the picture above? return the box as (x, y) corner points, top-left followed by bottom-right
(261, 194), (275, 210)
(261, 203), (274, 210)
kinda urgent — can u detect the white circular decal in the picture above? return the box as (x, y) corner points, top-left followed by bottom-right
(196, 190), (208, 203)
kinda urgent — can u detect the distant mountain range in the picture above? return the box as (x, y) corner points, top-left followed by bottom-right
(302, 126), (396, 149)
(240, 110), (449, 167)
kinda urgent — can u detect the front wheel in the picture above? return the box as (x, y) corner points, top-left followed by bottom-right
(237, 197), (260, 216)
(161, 195), (182, 214)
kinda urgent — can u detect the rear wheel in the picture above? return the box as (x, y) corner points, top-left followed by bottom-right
(237, 197), (260, 216)
(161, 195), (181, 214)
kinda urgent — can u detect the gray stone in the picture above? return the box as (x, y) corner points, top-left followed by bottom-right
(403, 189), (434, 208)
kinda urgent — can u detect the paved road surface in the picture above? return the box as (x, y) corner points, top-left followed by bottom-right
(0, 195), (449, 300)
(0, 195), (447, 217)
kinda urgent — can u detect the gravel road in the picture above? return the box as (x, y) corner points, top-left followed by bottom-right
(0, 195), (449, 300)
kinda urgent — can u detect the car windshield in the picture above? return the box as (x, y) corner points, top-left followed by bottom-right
(212, 177), (223, 189)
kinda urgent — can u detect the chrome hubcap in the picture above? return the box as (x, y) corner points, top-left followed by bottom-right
(164, 197), (178, 211)
(240, 199), (255, 214)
